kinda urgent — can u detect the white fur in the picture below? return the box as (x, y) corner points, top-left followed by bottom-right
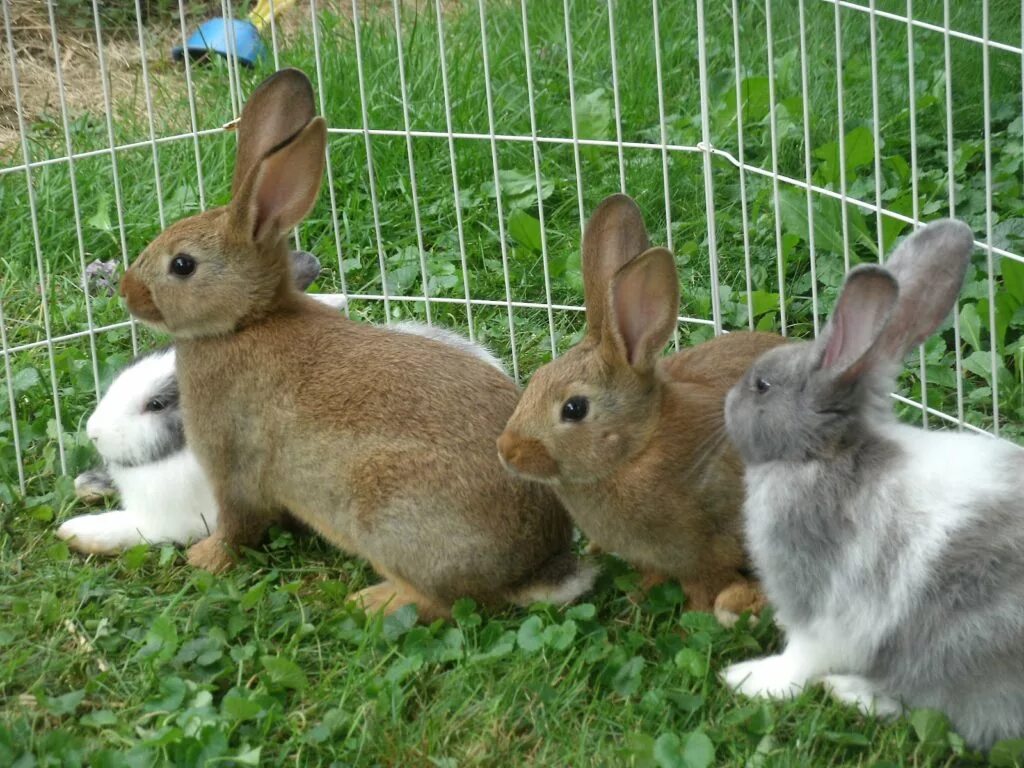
(821, 674), (903, 718)
(310, 293), (348, 311)
(84, 349), (177, 466)
(392, 321), (507, 374)
(509, 561), (599, 606)
(722, 631), (833, 698)
(58, 451), (217, 553)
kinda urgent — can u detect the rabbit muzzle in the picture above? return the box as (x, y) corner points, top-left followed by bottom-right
(496, 430), (560, 482)
(120, 270), (164, 325)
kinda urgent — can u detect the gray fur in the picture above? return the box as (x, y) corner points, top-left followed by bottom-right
(871, 479), (1024, 748)
(289, 250), (321, 291)
(725, 220), (1024, 748)
(73, 467), (118, 503)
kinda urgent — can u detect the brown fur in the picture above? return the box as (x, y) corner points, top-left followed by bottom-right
(497, 194), (786, 621)
(120, 69), (590, 619)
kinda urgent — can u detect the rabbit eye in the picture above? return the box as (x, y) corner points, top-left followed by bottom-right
(170, 253), (196, 277)
(144, 399), (166, 412)
(755, 377), (771, 394)
(561, 396), (589, 422)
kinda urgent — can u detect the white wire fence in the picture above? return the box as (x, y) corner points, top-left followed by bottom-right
(2, 0), (1023, 497)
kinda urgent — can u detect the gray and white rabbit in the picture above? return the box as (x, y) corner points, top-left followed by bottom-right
(60, 251), (504, 554)
(720, 219), (1024, 749)
(59, 347), (215, 552)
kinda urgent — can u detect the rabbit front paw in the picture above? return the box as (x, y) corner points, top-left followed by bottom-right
(57, 511), (143, 554)
(821, 674), (902, 718)
(722, 655), (807, 699)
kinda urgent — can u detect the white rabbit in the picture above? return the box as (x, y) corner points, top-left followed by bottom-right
(720, 220), (1024, 749)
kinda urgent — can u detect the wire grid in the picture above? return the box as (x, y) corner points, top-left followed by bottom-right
(1, 0), (1022, 496)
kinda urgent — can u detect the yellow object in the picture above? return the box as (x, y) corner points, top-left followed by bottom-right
(248, 0), (299, 32)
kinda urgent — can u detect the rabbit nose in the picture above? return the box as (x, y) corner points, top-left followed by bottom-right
(120, 269), (164, 324)
(496, 430), (559, 480)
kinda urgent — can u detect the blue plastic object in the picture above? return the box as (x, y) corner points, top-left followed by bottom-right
(171, 18), (265, 67)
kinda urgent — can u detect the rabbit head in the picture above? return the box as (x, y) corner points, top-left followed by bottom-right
(87, 348), (183, 467)
(120, 69), (327, 338)
(498, 194), (680, 483)
(725, 220), (974, 465)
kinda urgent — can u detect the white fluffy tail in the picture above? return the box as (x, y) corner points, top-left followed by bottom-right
(508, 553), (598, 607)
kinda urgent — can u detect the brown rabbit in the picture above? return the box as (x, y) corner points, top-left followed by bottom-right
(496, 194), (785, 624)
(119, 68), (593, 621)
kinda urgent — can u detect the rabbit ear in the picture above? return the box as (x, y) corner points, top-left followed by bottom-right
(876, 219), (973, 359)
(231, 68), (317, 196)
(605, 247), (679, 372)
(817, 265), (899, 382)
(582, 194), (651, 338)
(231, 117), (327, 244)
(289, 250), (322, 290)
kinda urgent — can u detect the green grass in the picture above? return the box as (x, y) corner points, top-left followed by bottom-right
(3, 1), (1024, 764)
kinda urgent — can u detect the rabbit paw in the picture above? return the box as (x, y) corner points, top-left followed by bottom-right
(821, 674), (902, 718)
(713, 581), (766, 628)
(74, 469), (118, 505)
(186, 535), (234, 573)
(57, 511), (140, 555)
(722, 655), (807, 699)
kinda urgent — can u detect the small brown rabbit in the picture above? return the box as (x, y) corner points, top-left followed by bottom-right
(497, 194), (785, 624)
(119, 68), (593, 621)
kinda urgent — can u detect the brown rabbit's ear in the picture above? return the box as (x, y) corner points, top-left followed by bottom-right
(232, 117), (327, 244)
(582, 194), (651, 338)
(231, 68), (317, 196)
(877, 219), (973, 360)
(817, 265), (899, 383)
(605, 247), (679, 372)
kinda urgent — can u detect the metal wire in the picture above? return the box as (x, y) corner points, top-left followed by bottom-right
(2, 0), (1021, 498)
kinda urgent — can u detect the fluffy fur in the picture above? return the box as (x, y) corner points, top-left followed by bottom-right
(118, 68), (593, 620)
(497, 194), (785, 622)
(720, 219), (1024, 749)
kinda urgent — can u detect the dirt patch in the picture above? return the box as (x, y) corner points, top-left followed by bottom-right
(0, 0), (312, 161)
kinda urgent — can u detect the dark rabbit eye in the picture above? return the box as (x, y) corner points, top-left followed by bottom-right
(755, 377), (771, 394)
(561, 396), (589, 422)
(144, 399), (166, 412)
(170, 253), (196, 277)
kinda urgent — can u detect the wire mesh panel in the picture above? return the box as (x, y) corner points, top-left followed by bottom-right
(2, 0), (1023, 502)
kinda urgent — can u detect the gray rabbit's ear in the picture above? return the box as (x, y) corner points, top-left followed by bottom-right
(231, 68), (317, 197)
(817, 265), (899, 383)
(581, 194), (651, 339)
(877, 219), (973, 359)
(289, 250), (321, 290)
(605, 247), (679, 373)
